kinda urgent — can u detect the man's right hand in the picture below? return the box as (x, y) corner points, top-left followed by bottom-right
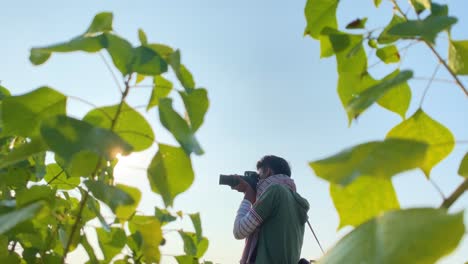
(231, 176), (256, 203)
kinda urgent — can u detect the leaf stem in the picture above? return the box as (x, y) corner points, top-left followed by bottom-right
(99, 52), (123, 94)
(429, 178), (446, 200)
(440, 178), (468, 209)
(419, 63), (440, 107)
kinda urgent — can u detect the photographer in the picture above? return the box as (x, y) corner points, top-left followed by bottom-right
(231, 155), (310, 264)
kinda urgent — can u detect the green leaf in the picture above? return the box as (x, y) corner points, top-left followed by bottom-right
(101, 33), (134, 75)
(0, 86), (10, 100)
(189, 213), (203, 242)
(132, 46), (168, 76)
(323, 30), (367, 74)
(376, 70), (412, 120)
(310, 138), (428, 186)
(85, 12), (113, 34)
(44, 163), (79, 190)
(317, 209), (465, 264)
(2, 87), (66, 137)
(16, 185), (55, 207)
(169, 50), (196, 91)
(147, 144), (195, 207)
(431, 3), (448, 16)
(155, 207), (177, 226)
(175, 255), (199, 264)
(84, 180), (135, 213)
(81, 233), (99, 264)
(330, 177), (400, 229)
(376, 45), (400, 64)
(40, 115), (132, 164)
(377, 15), (405, 44)
(179, 88), (209, 132)
(115, 184), (141, 222)
(178, 231), (209, 258)
(0, 139), (47, 170)
(84, 102), (154, 152)
(458, 153), (468, 177)
(129, 216), (163, 263)
(85, 195), (110, 232)
(304, 0), (339, 39)
(448, 39), (468, 75)
(159, 98), (203, 155)
(345, 18), (367, 29)
(30, 35), (105, 65)
(0, 202), (43, 234)
(367, 39), (377, 49)
(147, 76), (173, 110)
(346, 70), (413, 120)
(148, 44), (174, 61)
(374, 0), (382, 7)
(96, 227), (126, 261)
(135, 74), (146, 84)
(138, 29), (148, 45)
(410, 0), (431, 14)
(388, 15), (457, 44)
(386, 109), (455, 177)
(338, 72), (377, 122)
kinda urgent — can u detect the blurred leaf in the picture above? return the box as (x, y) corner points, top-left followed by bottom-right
(85, 195), (110, 232)
(345, 18), (367, 29)
(136, 74), (146, 84)
(304, 0), (339, 39)
(129, 216), (162, 263)
(155, 207), (177, 226)
(388, 15), (457, 44)
(376, 45), (400, 64)
(2, 87), (66, 137)
(175, 255), (199, 264)
(44, 163), (79, 190)
(84, 180), (135, 213)
(147, 76), (173, 110)
(431, 3), (448, 16)
(96, 227), (126, 261)
(84, 102), (154, 151)
(159, 98), (203, 155)
(458, 153), (468, 177)
(338, 72), (377, 123)
(115, 184), (141, 222)
(376, 70), (412, 120)
(448, 39), (468, 75)
(0, 139), (47, 169)
(81, 233), (99, 264)
(374, 0), (382, 7)
(189, 213), (203, 242)
(346, 70), (412, 120)
(310, 138), (427, 186)
(179, 88), (209, 132)
(179, 231), (209, 258)
(147, 144), (195, 207)
(0, 86), (10, 100)
(169, 50), (196, 90)
(148, 44), (174, 61)
(85, 12), (113, 34)
(330, 177), (399, 229)
(317, 209), (465, 264)
(16, 185), (55, 207)
(0, 202), (43, 234)
(386, 109), (455, 177)
(367, 39), (377, 49)
(138, 29), (148, 45)
(378, 15), (405, 44)
(410, 0), (431, 14)
(132, 46), (168, 76)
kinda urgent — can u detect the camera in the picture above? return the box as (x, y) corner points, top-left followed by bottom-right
(219, 171), (259, 190)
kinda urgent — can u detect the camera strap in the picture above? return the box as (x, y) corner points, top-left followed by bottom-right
(306, 219), (324, 254)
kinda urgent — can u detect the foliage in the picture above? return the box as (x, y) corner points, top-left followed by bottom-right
(0, 12), (210, 263)
(305, 0), (467, 263)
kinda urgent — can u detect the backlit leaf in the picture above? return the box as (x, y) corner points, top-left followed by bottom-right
(179, 88), (209, 132)
(448, 39), (468, 75)
(115, 184), (141, 222)
(147, 76), (173, 110)
(85, 12), (113, 34)
(0, 202), (43, 234)
(377, 15), (405, 44)
(129, 216), (163, 263)
(96, 227), (126, 261)
(376, 45), (400, 64)
(388, 15), (457, 44)
(84, 180), (135, 213)
(345, 18), (367, 29)
(458, 153), (468, 177)
(304, 0), (339, 39)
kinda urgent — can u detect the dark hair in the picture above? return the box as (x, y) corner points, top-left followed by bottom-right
(256, 155), (291, 177)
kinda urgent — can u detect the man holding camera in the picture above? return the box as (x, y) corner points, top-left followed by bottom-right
(231, 155), (310, 264)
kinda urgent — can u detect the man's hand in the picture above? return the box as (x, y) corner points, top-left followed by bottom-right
(231, 176), (256, 203)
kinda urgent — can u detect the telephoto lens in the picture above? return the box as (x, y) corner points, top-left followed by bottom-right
(219, 171), (259, 190)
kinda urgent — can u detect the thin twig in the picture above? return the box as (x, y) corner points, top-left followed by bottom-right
(412, 77), (456, 84)
(68, 95), (113, 121)
(99, 52), (123, 93)
(429, 178), (446, 200)
(46, 169), (65, 185)
(419, 63), (441, 107)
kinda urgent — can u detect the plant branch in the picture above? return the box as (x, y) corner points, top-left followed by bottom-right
(440, 178), (468, 209)
(429, 178), (446, 200)
(419, 63), (440, 107)
(67, 95), (113, 121)
(99, 52), (123, 93)
(46, 169), (65, 185)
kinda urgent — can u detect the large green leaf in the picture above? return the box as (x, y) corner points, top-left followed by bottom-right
(0, 139), (47, 169)
(0, 202), (43, 234)
(85, 12), (113, 35)
(43, 163), (79, 190)
(317, 208), (465, 264)
(388, 15), (457, 44)
(377, 15), (406, 44)
(101, 33), (134, 76)
(189, 213), (203, 242)
(81, 233), (99, 264)
(159, 98), (203, 155)
(323, 30), (367, 74)
(304, 0), (339, 39)
(448, 39), (468, 75)
(338, 72), (376, 122)
(458, 153), (468, 178)
(40, 115), (132, 165)
(2, 87), (66, 137)
(147, 76), (173, 110)
(129, 216), (163, 263)
(178, 231), (209, 258)
(310, 138), (428, 186)
(376, 45), (400, 64)
(330, 176), (400, 229)
(386, 109), (455, 177)
(84, 102), (154, 152)
(376, 70), (412, 120)
(96, 227), (126, 261)
(155, 207), (177, 226)
(147, 144), (195, 207)
(132, 46), (168, 76)
(115, 184), (141, 222)
(84, 180), (135, 213)
(0, 86), (10, 100)
(179, 88), (209, 132)
(16, 185), (55, 207)
(169, 50), (196, 91)
(346, 70), (413, 120)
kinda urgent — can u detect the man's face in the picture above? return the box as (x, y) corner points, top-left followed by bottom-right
(258, 167), (272, 180)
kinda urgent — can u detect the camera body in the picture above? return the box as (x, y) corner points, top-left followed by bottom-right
(219, 171), (259, 190)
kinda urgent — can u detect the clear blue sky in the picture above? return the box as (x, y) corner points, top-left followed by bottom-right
(1, 0), (467, 263)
